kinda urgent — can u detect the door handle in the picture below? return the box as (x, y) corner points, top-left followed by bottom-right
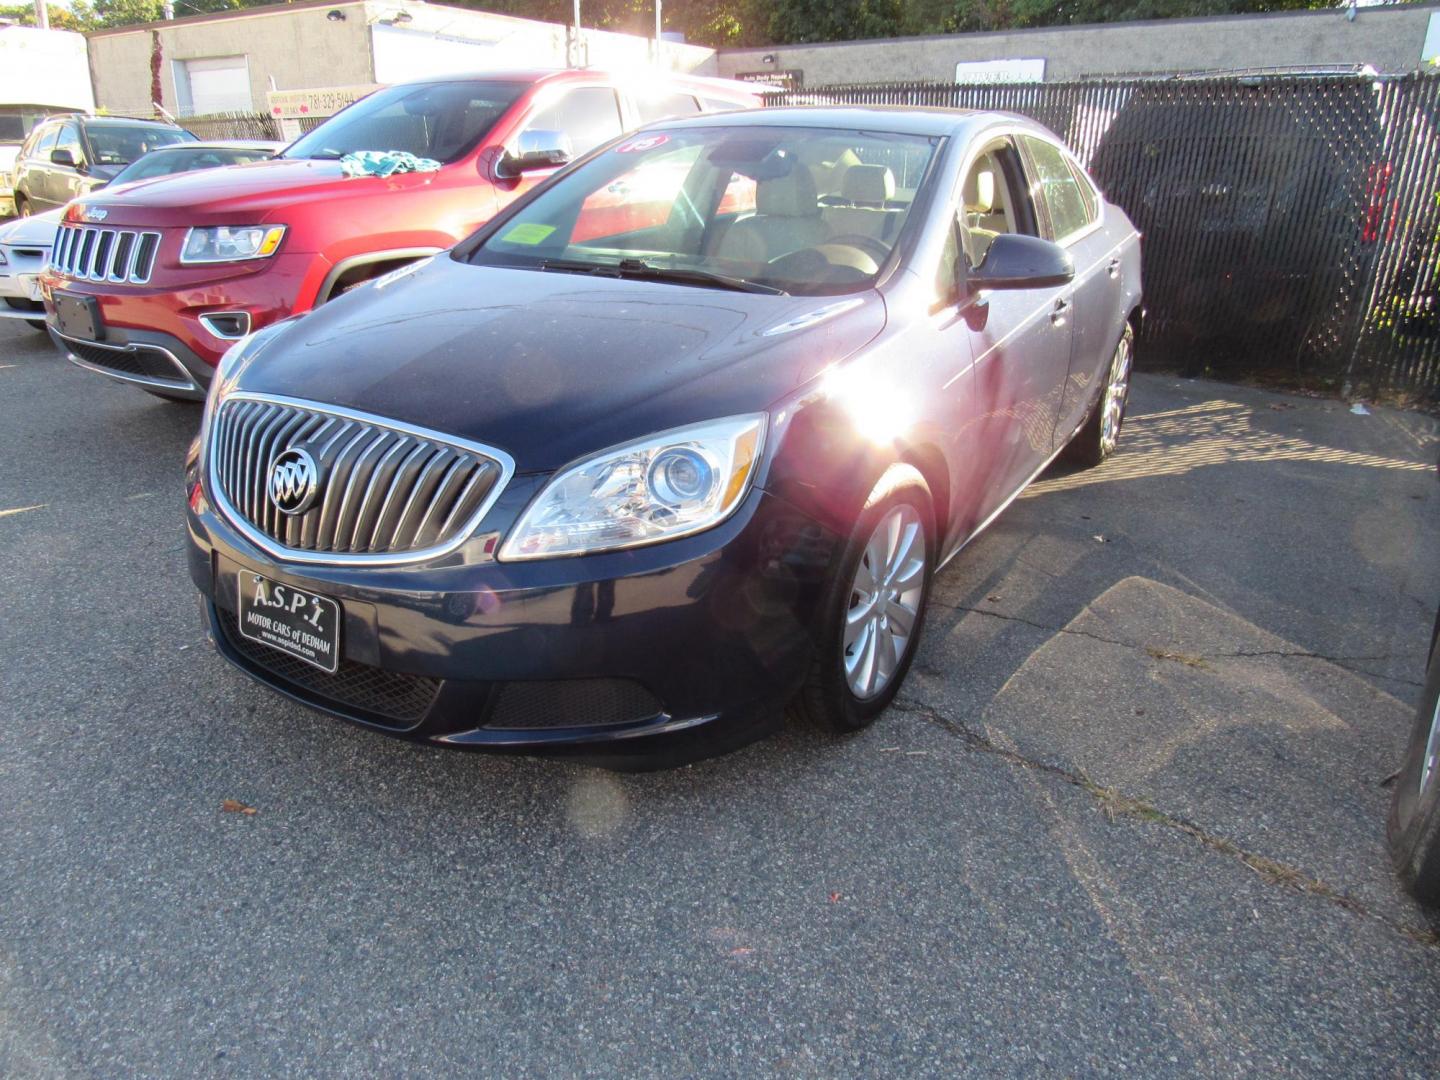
(1051, 298), (1071, 326)
(1107, 257), (1122, 279)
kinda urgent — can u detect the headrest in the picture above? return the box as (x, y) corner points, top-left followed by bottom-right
(963, 165), (996, 214)
(841, 164), (895, 206)
(756, 166), (820, 217)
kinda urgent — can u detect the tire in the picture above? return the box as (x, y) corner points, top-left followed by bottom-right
(1067, 322), (1134, 468)
(1387, 630), (1440, 906)
(795, 464), (934, 733)
(26, 320), (47, 332)
(14, 194), (30, 218)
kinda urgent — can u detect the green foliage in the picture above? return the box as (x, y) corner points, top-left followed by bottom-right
(0, 3), (88, 30)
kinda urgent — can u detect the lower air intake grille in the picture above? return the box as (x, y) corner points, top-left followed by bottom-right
(217, 606), (440, 726)
(487, 679), (664, 729)
(68, 340), (189, 384)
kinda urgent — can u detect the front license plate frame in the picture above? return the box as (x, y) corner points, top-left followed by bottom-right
(51, 290), (104, 342)
(236, 571), (342, 674)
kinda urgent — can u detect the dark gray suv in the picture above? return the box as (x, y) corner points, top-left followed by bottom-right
(11, 114), (194, 216)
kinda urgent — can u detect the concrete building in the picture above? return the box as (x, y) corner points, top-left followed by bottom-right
(717, 3), (1440, 86)
(86, 0), (716, 120)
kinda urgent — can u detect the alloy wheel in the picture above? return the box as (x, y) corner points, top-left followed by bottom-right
(843, 503), (927, 700)
(1099, 332), (1132, 455)
(1421, 693), (1440, 798)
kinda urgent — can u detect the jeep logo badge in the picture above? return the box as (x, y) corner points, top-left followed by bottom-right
(80, 206), (108, 222)
(267, 448), (321, 516)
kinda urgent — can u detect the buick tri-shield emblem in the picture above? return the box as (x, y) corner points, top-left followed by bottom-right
(268, 448), (321, 515)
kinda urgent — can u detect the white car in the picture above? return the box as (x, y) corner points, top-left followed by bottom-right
(0, 138), (281, 332)
(0, 206), (55, 330)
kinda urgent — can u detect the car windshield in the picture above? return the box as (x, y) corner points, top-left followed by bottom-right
(468, 125), (940, 297)
(283, 81), (527, 163)
(86, 124), (194, 166)
(108, 145), (274, 185)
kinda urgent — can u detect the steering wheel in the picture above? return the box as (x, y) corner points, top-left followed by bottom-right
(825, 234), (892, 265)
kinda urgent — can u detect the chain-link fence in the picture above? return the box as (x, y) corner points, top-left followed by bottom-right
(179, 111), (285, 142)
(764, 75), (1440, 402)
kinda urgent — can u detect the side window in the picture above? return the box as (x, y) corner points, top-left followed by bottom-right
(1068, 159), (1099, 223)
(634, 91), (700, 126)
(54, 123), (83, 167)
(30, 123), (60, 160)
(936, 216), (961, 299)
(525, 87), (624, 159)
(1022, 135), (1092, 243)
(958, 145), (1026, 271)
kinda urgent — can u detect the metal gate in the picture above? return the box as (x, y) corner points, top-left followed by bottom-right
(764, 75), (1440, 402)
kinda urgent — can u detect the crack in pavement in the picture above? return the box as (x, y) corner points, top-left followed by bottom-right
(890, 698), (1440, 949)
(928, 600), (1424, 687)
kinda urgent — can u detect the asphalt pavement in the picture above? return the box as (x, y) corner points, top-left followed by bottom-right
(2, 317), (1439, 1078)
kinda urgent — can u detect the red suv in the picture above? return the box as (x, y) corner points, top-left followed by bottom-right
(41, 70), (758, 401)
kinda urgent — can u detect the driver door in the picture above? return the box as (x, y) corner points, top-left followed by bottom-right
(955, 140), (1074, 524)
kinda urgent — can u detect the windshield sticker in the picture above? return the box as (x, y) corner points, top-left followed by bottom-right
(615, 134), (669, 154)
(500, 223), (557, 245)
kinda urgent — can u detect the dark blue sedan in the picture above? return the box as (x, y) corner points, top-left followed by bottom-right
(185, 106), (1143, 767)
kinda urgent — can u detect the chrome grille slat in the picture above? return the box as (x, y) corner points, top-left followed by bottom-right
(210, 396), (508, 563)
(52, 224), (162, 284)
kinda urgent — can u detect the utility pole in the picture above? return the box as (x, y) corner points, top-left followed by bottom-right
(569, 0), (581, 68)
(33, 0), (48, 31)
(654, 0), (662, 67)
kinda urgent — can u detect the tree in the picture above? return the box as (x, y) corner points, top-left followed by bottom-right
(0, 3), (89, 30)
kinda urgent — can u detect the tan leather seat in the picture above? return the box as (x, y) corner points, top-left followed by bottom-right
(713, 166), (828, 271)
(821, 165), (903, 243)
(961, 163), (1005, 269)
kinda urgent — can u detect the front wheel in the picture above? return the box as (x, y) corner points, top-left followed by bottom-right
(26, 320), (47, 333)
(796, 465), (934, 733)
(1387, 630), (1440, 906)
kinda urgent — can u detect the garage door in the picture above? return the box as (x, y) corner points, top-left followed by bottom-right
(177, 56), (252, 115)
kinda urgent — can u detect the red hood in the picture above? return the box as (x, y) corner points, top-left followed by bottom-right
(70, 157), (451, 229)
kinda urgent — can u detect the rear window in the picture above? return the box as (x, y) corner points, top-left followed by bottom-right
(86, 124), (194, 167)
(283, 81), (527, 163)
(109, 145), (274, 185)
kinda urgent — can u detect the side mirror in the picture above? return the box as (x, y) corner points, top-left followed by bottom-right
(968, 233), (1074, 291)
(497, 129), (572, 178)
(50, 147), (78, 169)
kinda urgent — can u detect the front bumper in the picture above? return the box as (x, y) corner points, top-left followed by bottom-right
(0, 246), (48, 317)
(187, 481), (841, 766)
(42, 250), (319, 375)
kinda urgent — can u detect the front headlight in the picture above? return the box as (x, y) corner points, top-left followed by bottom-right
(498, 414), (766, 561)
(181, 225), (286, 265)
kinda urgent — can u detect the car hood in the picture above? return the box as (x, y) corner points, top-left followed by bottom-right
(0, 206), (62, 245)
(73, 157), (444, 227)
(236, 257), (887, 472)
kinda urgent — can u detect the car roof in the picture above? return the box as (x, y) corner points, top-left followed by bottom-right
(643, 105), (1030, 138)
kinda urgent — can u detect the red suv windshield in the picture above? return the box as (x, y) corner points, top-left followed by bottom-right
(282, 80), (528, 164)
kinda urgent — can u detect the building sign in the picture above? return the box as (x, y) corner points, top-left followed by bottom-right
(736, 69), (802, 91)
(266, 84), (378, 120)
(954, 58), (1046, 84)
